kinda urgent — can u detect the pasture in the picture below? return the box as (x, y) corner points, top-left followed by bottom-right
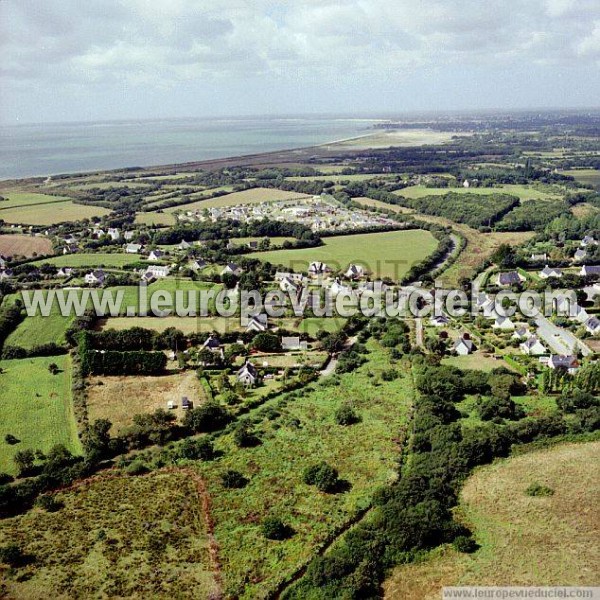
(198, 339), (413, 597)
(102, 316), (243, 335)
(0, 234), (53, 258)
(87, 371), (209, 433)
(247, 229), (439, 280)
(134, 211), (175, 226)
(30, 252), (141, 268)
(394, 184), (563, 201)
(0, 355), (81, 474)
(0, 192), (71, 209)
(0, 471), (220, 599)
(383, 441), (600, 598)
(559, 168), (600, 188)
(0, 201), (111, 225)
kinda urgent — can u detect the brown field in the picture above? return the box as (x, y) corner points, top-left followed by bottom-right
(87, 370), (209, 433)
(326, 129), (469, 149)
(571, 203), (599, 218)
(354, 197), (533, 286)
(384, 441), (600, 599)
(0, 234), (53, 258)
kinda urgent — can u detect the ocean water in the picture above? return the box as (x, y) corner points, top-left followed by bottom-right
(0, 116), (380, 180)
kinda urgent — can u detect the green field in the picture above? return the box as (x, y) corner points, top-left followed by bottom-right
(0, 471), (220, 598)
(197, 339), (413, 597)
(0, 192), (71, 209)
(395, 184), (563, 201)
(247, 229), (438, 280)
(286, 174), (397, 182)
(559, 168), (600, 188)
(0, 201), (111, 225)
(30, 253), (142, 268)
(0, 355), (81, 474)
(134, 211), (176, 226)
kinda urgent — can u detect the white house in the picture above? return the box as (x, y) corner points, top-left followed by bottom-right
(454, 337), (475, 356)
(144, 265), (170, 279)
(107, 228), (120, 241)
(493, 315), (516, 331)
(222, 263), (242, 277)
(281, 336), (308, 351)
(574, 248), (587, 262)
(279, 276), (298, 293)
(125, 243), (142, 254)
(512, 325), (529, 339)
(178, 240), (192, 250)
(0, 269), (14, 280)
(345, 264), (365, 279)
(189, 260), (206, 272)
(246, 314), (268, 332)
(581, 235), (597, 247)
(148, 250), (164, 261)
(123, 231), (135, 241)
(85, 269), (105, 285)
(539, 265), (562, 279)
(580, 265), (600, 277)
(430, 315), (450, 327)
(202, 334), (222, 350)
(57, 267), (73, 278)
(548, 354), (579, 373)
(308, 261), (331, 277)
(237, 361), (259, 386)
(520, 336), (547, 356)
(584, 316), (600, 335)
(497, 271), (524, 286)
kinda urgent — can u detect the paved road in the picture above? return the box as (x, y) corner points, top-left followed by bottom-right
(319, 336), (357, 377)
(534, 314), (592, 357)
(414, 318), (424, 348)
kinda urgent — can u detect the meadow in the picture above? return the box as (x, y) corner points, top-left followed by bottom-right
(30, 253), (143, 268)
(383, 441), (600, 598)
(394, 184), (563, 201)
(247, 229), (439, 280)
(134, 211), (176, 226)
(196, 339), (413, 597)
(0, 471), (220, 599)
(0, 191), (71, 209)
(558, 168), (600, 188)
(0, 355), (81, 474)
(0, 201), (111, 225)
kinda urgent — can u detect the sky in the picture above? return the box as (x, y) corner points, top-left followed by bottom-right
(1, 0), (599, 125)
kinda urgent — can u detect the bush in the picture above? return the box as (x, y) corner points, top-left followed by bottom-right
(184, 402), (231, 433)
(177, 438), (215, 461)
(4, 434), (19, 445)
(525, 483), (554, 497)
(477, 396), (524, 422)
(0, 544), (30, 567)
(35, 494), (63, 512)
(124, 460), (149, 476)
(261, 517), (293, 540)
(233, 422), (261, 448)
(0, 473), (13, 485)
(334, 404), (361, 426)
(303, 462), (339, 493)
(381, 368), (399, 382)
(452, 535), (479, 553)
(557, 389), (599, 413)
(221, 470), (248, 489)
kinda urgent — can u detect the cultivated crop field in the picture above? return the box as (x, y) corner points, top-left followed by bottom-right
(0, 355), (80, 474)
(247, 229), (439, 280)
(0, 234), (53, 258)
(0, 201), (111, 225)
(0, 471), (220, 599)
(383, 441), (600, 599)
(197, 340), (413, 597)
(87, 371), (210, 433)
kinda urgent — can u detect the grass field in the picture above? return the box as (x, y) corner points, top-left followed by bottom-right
(383, 441), (600, 598)
(0, 471), (220, 599)
(134, 211), (176, 226)
(559, 168), (600, 188)
(442, 353), (512, 372)
(394, 184), (563, 201)
(0, 201), (111, 225)
(0, 234), (53, 258)
(248, 229), (438, 280)
(197, 339), (413, 597)
(5, 313), (74, 349)
(30, 253), (142, 268)
(286, 174), (398, 182)
(102, 316), (243, 334)
(0, 192), (71, 209)
(0, 355), (81, 474)
(354, 198), (534, 286)
(87, 371), (209, 433)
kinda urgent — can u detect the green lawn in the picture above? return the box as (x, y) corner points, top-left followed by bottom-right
(197, 339), (414, 597)
(0, 355), (81, 474)
(395, 184), (563, 201)
(247, 229), (438, 280)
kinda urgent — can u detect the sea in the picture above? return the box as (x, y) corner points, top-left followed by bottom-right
(0, 116), (383, 180)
